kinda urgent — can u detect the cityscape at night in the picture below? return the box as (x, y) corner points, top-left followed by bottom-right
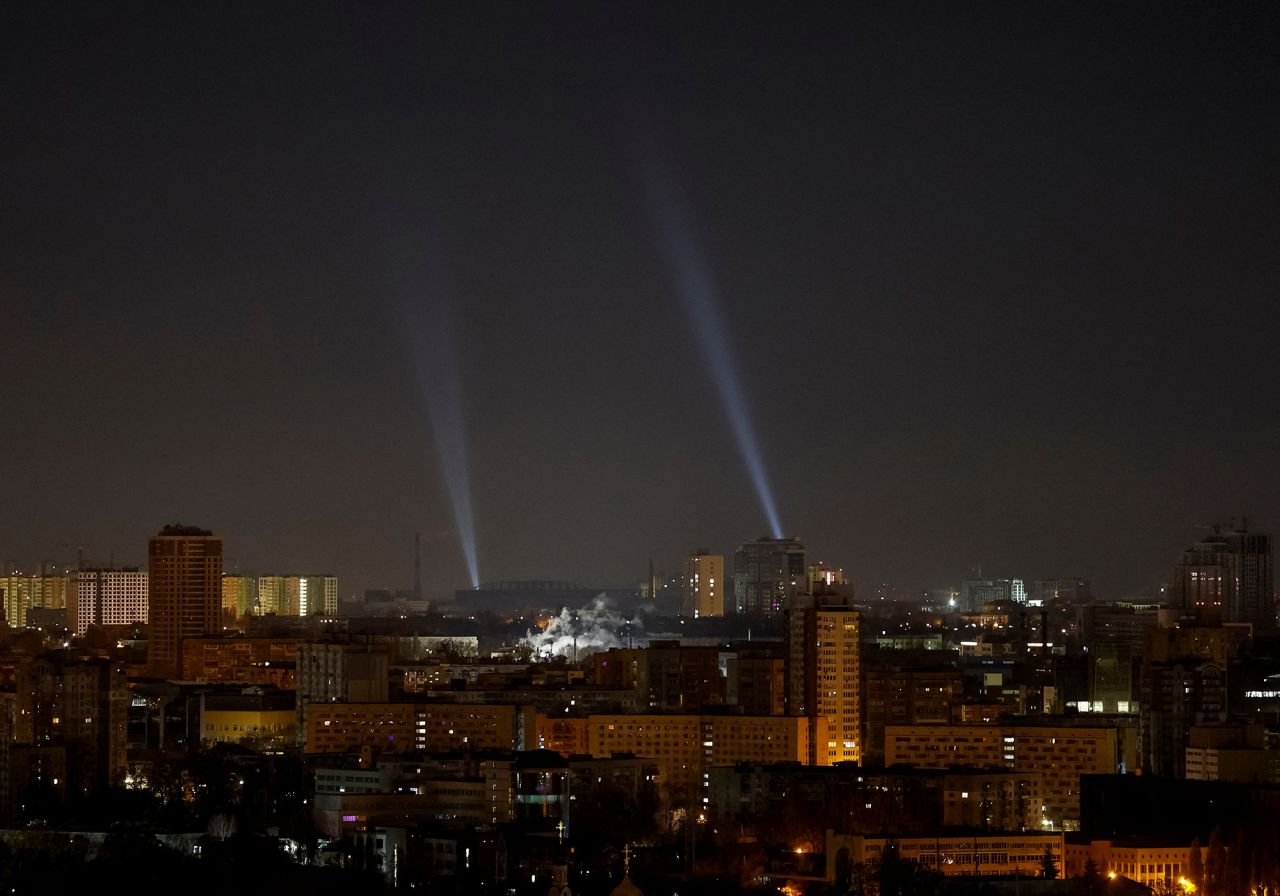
(2, 3), (1279, 895)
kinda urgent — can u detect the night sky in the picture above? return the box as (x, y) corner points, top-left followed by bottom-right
(3, 4), (1278, 600)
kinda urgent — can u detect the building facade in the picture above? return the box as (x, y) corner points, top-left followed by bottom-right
(785, 589), (861, 765)
(69, 568), (148, 635)
(148, 525), (223, 679)
(734, 537), (805, 616)
(684, 551), (725, 618)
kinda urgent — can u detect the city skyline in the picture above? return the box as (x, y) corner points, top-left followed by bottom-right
(3, 5), (1278, 601)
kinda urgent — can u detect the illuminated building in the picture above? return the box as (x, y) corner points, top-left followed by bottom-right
(684, 550), (724, 618)
(69, 568), (147, 635)
(221, 575), (257, 620)
(147, 525), (222, 679)
(254, 574), (338, 616)
(806, 562), (844, 592)
(785, 587), (861, 764)
(1171, 522), (1273, 626)
(196, 689), (296, 747)
(733, 536), (805, 615)
(885, 720), (1137, 829)
(0, 574), (70, 629)
(831, 832), (1064, 880)
(1064, 840), (1192, 888)
(257, 575), (285, 615)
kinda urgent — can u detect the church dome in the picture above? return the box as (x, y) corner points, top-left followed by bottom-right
(609, 874), (644, 896)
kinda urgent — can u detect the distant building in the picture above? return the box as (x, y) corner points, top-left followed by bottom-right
(0, 574), (70, 629)
(221, 575), (257, 620)
(960, 579), (1013, 613)
(253, 574), (336, 616)
(1034, 578), (1094, 604)
(69, 568), (148, 635)
(734, 536), (805, 615)
(684, 551), (725, 618)
(147, 525), (223, 679)
(1171, 522), (1273, 626)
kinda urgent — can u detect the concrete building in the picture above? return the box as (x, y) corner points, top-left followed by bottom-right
(303, 702), (526, 754)
(0, 574), (70, 629)
(69, 568), (148, 635)
(296, 639), (389, 742)
(785, 587), (861, 764)
(834, 831), (1065, 880)
(725, 648), (785, 716)
(580, 712), (816, 799)
(885, 720), (1137, 829)
(861, 648), (963, 767)
(1063, 839), (1193, 889)
(1171, 522), (1273, 626)
(196, 688), (296, 747)
(12, 656), (127, 798)
(220, 575), (257, 621)
(181, 636), (302, 688)
(961, 579), (1014, 613)
(734, 537), (805, 616)
(147, 525), (223, 679)
(684, 551), (725, 618)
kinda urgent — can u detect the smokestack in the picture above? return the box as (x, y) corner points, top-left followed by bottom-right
(414, 532), (422, 599)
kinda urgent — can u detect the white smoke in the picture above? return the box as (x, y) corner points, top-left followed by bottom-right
(524, 595), (646, 660)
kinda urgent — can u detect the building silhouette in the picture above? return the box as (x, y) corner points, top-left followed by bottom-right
(1171, 521), (1273, 627)
(733, 536), (804, 616)
(147, 524), (222, 679)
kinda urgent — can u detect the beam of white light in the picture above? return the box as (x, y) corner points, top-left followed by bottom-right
(395, 253), (481, 590)
(641, 167), (785, 539)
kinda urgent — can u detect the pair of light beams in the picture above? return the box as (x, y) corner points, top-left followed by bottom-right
(407, 170), (784, 588)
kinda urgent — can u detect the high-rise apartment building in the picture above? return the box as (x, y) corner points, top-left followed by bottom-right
(684, 551), (724, 618)
(960, 579), (1013, 613)
(254, 574), (338, 616)
(68, 568), (148, 635)
(785, 587), (861, 765)
(0, 574), (70, 629)
(221, 575), (258, 620)
(1171, 522), (1273, 627)
(734, 536), (805, 615)
(147, 525), (222, 679)
(13, 656), (127, 798)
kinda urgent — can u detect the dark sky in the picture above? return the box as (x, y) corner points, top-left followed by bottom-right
(3, 3), (1278, 600)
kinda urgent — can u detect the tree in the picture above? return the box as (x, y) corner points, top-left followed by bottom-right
(1041, 846), (1060, 880)
(1188, 838), (1204, 893)
(1205, 827), (1227, 896)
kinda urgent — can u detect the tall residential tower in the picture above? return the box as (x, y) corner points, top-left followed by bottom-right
(684, 551), (725, 618)
(734, 536), (805, 616)
(148, 525), (222, 679)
